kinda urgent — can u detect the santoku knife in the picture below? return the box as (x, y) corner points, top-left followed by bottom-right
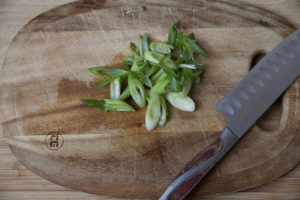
(159, 29), (300, 200)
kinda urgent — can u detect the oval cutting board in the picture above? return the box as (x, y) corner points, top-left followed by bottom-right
(1, 0), (300, 199)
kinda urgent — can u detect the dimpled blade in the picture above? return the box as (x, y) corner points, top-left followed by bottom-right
(216, 29), (300, 138)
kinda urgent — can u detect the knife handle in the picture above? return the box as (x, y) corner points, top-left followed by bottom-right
(160, 127), (239, 200)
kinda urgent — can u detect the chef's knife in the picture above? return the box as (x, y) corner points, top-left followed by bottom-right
(159, 29), (300, 200)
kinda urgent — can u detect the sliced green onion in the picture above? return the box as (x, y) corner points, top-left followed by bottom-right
(104, 99), (135, 112)
(150, 78), (170, 96)
(119, 86), (131, 100)
(122, 56), (133, 70)
(151, 68), (164, 82)
(131, 54), (144, 72)
(130, 42), (138, 54)
(166, 92), (195, 112)
(125, 56), (133, 64)
(138, 36), (143, 56)
(144, 64), (159, 76)
(95, 77), (113, 87)
(179, 77), (192, 96)
(83, 24), (207, 131)
(183, 37), (209, 57)
(82, 99), (106, 112)
(144, 51), (164, 64)
(128, 73), (146, 108)
(150, 42), (174, 54)
(158, 95), (167, 126)
(88, 67), (128, 78)
(143, 33), (148, 51)
(110, 77), (121, 99)
(145, 94), (161, 131)
(131, 71), (152, 87)
(179, 64), (196, 69)
(155, 72), (168, 84)
(161, 56), (177, 70)
(170, 77), (183, 92)
(168, 24), (177, 46)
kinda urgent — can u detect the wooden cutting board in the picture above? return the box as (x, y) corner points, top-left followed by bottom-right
(1, 0), (299, 199)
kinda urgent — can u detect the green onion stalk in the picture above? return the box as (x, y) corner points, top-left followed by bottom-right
(110, 77), (121, 99)
(145, 94), (161, 131)
(128, 72), (146, 108)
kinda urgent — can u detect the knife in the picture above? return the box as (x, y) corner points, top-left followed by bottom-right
(159, 28), (300, 200)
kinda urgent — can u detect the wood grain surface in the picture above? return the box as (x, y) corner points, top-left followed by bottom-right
(0, 0), (299, 200)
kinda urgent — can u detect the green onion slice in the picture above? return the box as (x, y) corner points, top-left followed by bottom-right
(150, 42), (174, 54)
(143, 33), (149, 51)
(144, 51), (164, 64)
(161, 56), (177, 70)
(88, 67), (128, 78)
(145, 94), (161, 131)
(119, 86), (131, 100)
(150, 78), (170, 96)
(110, 77), (121, 99)
(104, 99), (135, 111)
(158, 95), (167, 126)
(179, 64), (196, 69)
(179, 77), (192, 96)
(166, 92), (195, 112)
(128, 73), (146, 108)
(82, 99), (106, 112)
(168, 24), (177, 46)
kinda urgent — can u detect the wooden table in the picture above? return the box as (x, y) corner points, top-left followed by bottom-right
(0, 0), (299, 199)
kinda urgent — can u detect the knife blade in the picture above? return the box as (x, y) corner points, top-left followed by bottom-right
(159, 28), (300, 200)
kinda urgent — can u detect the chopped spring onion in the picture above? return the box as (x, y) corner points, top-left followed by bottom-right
(179, 64), (196, 69)
(143, 33), (148, 51)
(110, 77), (121, 99)
(82, 99), (135, 112)
(82, 99), (106, 112)
(151, 69), (164, 82)
(119, 86), (131, 100)
(104, 99), (135, 112)
(161, 56), (177, 70)
(166, 92), (195, 112)
(128, 73), (146, 108)
(179, 77), (192, 97)
(168, 24), (177, 46)
(138, 36), (144, 56)
(150, 78), (170, 96)
(131, 54), (144, 71)
(158, 95), (167, 126)
(144, 50), (164, 64)
(145, 94), (161, 131)
(82, 24), (208, 131)
(154, 71), (168, 84)
(150, 42), (173, 54)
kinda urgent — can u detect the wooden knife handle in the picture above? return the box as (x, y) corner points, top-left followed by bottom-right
(160, 127), (239, 200)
